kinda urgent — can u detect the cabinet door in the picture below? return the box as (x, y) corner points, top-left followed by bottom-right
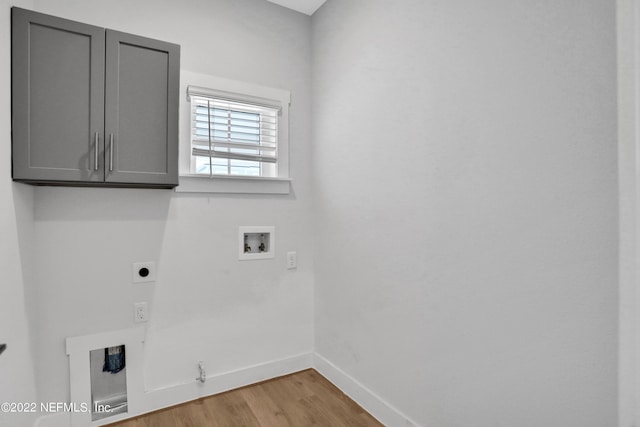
(104, 30), (180, 187)
(12, 8), (105, 183)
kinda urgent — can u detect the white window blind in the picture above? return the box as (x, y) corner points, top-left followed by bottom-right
(190, 94), (279, 176)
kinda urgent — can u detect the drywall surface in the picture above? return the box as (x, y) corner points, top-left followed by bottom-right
(21, 0), (313, 414)
(617, 0), (637, 424)
(311, 1), (618, 426)
(0, 1), (38, 427)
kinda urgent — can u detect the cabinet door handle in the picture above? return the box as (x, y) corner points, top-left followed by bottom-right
(94, 132), (99, 171)
(109, 134), (114, 172)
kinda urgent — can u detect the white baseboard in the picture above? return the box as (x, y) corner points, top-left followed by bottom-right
(144, 352), (313, 413)
(35, 352), (313, 427)
(313, 353), (420, 427)
(35, 352), (419, 427)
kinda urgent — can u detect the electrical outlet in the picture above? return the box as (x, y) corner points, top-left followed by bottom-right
(287, 251), (297, 269)
(134, 302), (148, 323)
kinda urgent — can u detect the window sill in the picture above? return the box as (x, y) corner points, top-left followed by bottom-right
(175, 174), (291, 194)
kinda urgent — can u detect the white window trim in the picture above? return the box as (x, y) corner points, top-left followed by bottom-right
(177, 174), (291, 194)
(176, 70), (291, 194)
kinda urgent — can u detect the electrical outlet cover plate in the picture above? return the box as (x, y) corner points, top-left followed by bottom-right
(133, 261), (156, 283)
(287, 251), (297, 269)
(134, 302), (148, 323)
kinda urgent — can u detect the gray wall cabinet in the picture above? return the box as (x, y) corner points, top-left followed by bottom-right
(11, 8), (180, 188)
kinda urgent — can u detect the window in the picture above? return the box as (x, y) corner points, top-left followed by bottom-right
(187, 86), (285, 179)
(191, 96), (277, 177)
(177, 73), (291, 194)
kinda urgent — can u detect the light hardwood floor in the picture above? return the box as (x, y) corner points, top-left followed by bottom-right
(106, 369), (384, 427)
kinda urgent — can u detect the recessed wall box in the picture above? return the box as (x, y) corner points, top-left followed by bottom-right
(132, 261), (156, 283)
(239, 226), (275, 260)
(89, 346), (128, 421)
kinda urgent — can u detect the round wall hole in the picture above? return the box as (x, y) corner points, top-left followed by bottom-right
(139, 267), (150, 278)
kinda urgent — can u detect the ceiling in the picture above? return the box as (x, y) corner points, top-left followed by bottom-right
(265, 0), (327, 15)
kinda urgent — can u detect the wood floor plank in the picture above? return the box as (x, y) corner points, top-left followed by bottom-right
(238, 383), (293, 427)
(172, 399), (212, 427)
(106, 369), (382, 427)
(297, 395), (351, 427)
(297, 370), (379, 424)
(256, 381), (327, 426)
(201, 391), (262, 427)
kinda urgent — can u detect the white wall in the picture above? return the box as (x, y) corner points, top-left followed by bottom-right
(2, 0), (621, 425)
(617, 0), (640, 425)
(12, 0), (313, 416)
(0, 0), (38, 426)
(311, 1), (618, 426)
